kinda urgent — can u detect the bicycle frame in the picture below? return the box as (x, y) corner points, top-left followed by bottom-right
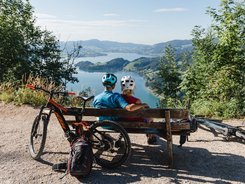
(27, 84), (85, 135)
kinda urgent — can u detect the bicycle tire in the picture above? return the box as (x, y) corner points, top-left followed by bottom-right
(90, 120), (131, 169)
(29, 114), (48, 159)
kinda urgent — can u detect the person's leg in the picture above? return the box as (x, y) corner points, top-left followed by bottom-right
(145, 118), (157, 144)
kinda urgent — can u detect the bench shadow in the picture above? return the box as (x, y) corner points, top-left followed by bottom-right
(84, 138), (245, 184)
(37, 138), (245, 183)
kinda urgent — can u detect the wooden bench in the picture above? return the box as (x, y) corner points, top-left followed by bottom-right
(67, 108), (198, 168)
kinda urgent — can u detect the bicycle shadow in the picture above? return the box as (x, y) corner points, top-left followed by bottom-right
(35, 151), (69, 166)
(188, 135), (245, 145)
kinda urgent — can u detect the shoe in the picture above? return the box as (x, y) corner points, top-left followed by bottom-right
(117, 143), (125, 154)
(147, 136), (157, 145)
(115, 139), (123, 148)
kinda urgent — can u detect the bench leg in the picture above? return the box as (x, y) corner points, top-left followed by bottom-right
(165, 110), (173, 168)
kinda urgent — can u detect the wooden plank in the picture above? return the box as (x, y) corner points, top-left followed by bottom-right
(80, 108), (189, 119)
(171, 123), (190, 131)
(67, 119), (191, 132)
(117, 121), (190, 131)
(165, 110), (173, 168)
(67, 119), (191, 131)
(124, 128), (161, 134)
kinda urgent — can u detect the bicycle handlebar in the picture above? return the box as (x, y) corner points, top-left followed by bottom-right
(26, 84), (36, 90)
(77, 95), (94, 102)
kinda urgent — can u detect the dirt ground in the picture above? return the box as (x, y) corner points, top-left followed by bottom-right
(0, 102), (244, 184)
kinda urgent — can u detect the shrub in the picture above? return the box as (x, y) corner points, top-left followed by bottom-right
(191, 98), (242, 118)
(0, 83), (15, 103)
(14, 87), (46, 106)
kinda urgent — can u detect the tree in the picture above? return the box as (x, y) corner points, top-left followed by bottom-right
(181, 26), (217, 102)
(154, 45), (182, 107)
(0, 0), (78, 85)
(207, 0), (245, 104)
(181, 0), (245, 117)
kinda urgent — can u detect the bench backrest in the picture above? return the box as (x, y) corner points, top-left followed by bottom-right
(65, 107), (195, 135)
(82, 108), (189, 119)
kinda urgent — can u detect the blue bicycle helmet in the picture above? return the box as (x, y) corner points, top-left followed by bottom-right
(102, 73), (117, 87)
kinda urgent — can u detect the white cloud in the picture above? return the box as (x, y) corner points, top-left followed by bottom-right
(33, 12), (147, 42)
(154, 8), (188, 13)
(36, 17), (145, 28)
(103, 13), (119, 17)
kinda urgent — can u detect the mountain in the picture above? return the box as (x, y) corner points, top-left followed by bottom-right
(75, 58), (130, 72)
(75, 55), (163, 74)
(151, 40), (193, 54)
(60, 39), (192, 57)
(124, 57), (160, 72)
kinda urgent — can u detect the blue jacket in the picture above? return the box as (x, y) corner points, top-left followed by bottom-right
(93, 91), (128, 121)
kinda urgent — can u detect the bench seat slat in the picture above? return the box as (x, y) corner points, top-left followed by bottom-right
(117, 121), (190, 131)
(67, 120), (191, 132)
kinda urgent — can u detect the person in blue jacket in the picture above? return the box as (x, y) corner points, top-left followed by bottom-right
(93, 73), (148, 121)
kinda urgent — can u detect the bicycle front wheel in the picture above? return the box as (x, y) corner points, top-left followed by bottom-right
(29, 114), (48, 159)
(90, 120), (131, 169)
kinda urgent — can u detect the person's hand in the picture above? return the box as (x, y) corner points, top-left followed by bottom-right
(142, 103), (150, 109)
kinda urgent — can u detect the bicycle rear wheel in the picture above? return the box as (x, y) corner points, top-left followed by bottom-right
(90, 120), (131, 169)
(29, 114), (48, 159)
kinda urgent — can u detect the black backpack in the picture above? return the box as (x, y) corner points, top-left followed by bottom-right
(52, 136), (93, 178)
(68, 137), (93, 177)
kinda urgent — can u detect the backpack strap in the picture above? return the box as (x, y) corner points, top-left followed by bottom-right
(52, 162), (67, 172)
(52, 162), (69, 179)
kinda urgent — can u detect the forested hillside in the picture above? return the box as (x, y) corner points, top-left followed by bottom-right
(75, 58), (130, 72)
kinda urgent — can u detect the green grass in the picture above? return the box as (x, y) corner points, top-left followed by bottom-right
(0, 76), (91, 107)
(191, 98), (243, 119)
(14, 87), (47, 106)
(0, 91), (15, 103)
(0, 76), (55, 106)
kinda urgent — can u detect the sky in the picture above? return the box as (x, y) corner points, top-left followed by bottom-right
(29, 0), (221, 45)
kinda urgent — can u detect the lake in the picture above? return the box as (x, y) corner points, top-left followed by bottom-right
(68, 53), (159, 107)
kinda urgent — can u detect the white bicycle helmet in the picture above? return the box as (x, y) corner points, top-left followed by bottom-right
(102, 73), (117, 87)
(121, 75), (136, 91)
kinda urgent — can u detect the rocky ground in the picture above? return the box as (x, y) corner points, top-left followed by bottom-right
(0, 103), (244, 184)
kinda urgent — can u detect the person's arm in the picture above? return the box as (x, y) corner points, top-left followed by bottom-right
(125, 103), (148, 111)
(135, 99), (142, 104)
(116, 93), (149, 111)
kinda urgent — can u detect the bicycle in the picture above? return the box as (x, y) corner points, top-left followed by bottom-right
(26, 84), (131, 169)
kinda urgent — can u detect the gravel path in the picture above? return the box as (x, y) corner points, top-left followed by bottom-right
(0, 103), (244, 184)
